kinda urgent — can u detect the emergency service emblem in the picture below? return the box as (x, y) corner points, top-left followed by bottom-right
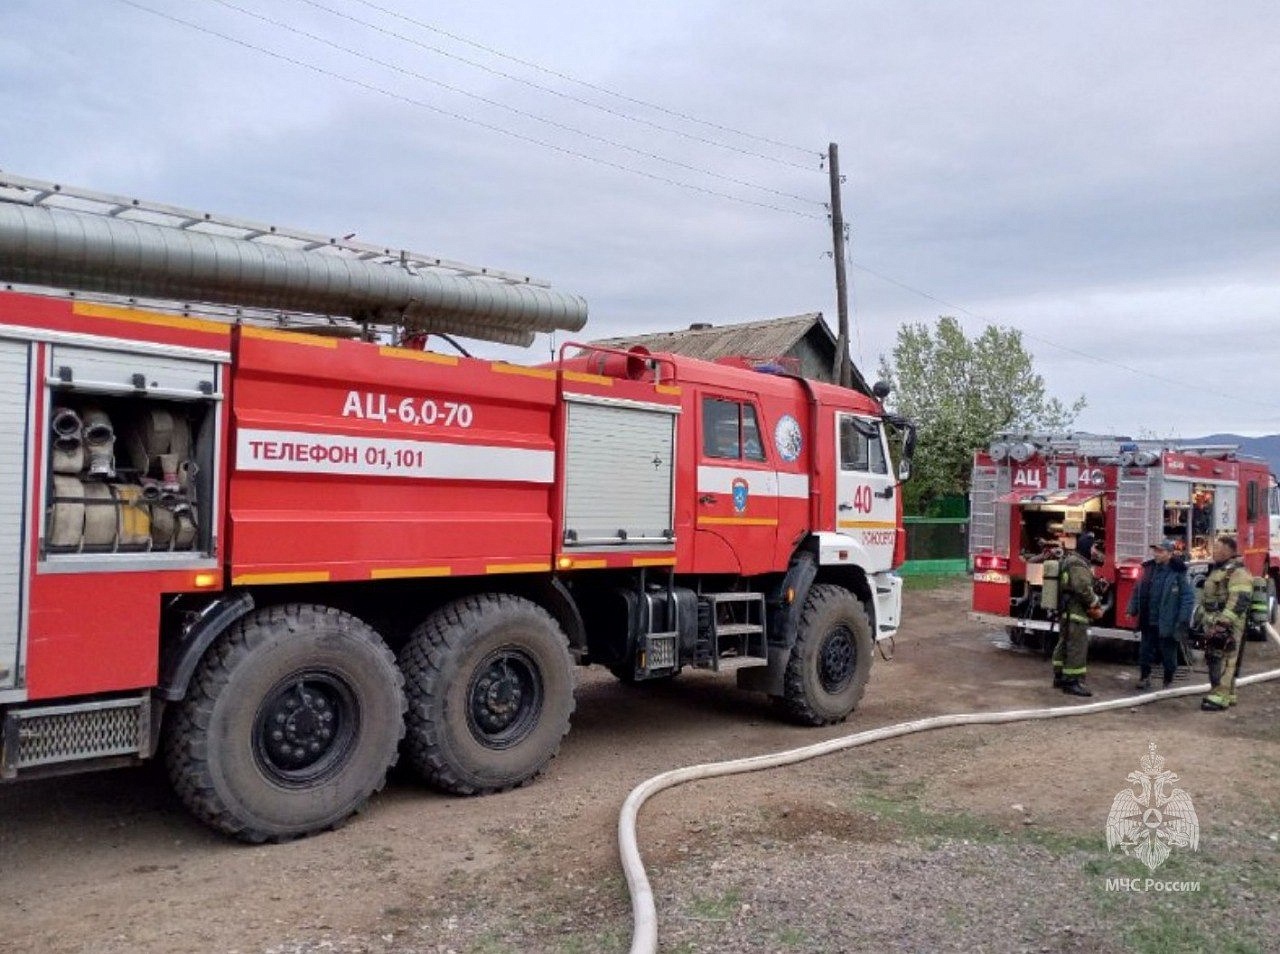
(1105, 742), (1199, 872)
(774, 414), (802, 462)
(731, 477), (749, 514)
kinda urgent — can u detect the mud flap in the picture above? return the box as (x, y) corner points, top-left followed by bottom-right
(736, 645), (790, 695)
(742, 551), (820, 696)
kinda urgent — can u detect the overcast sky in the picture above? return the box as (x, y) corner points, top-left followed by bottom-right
(3, 0), (1278, 436)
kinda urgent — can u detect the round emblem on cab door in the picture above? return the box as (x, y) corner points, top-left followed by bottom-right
(774, 414), (802, 462)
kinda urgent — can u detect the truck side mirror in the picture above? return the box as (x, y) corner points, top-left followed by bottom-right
(885, 414), (916, 484)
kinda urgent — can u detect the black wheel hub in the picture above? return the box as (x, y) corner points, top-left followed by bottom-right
(818, 626), (856, 694)
(253, 672), (358, 786)
(466, 648), (543, 750)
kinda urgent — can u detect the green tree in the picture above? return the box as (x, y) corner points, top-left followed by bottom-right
(877, 317), (1085, 514)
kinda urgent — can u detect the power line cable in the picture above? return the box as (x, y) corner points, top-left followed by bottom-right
(204, 0), (823, 208)
(849, 260), (1280, 412)
(116, 0), (827, 220)
(110, 2), (1244, 410)
(340, 0), (818, 159)
(295, 0), (822, 172)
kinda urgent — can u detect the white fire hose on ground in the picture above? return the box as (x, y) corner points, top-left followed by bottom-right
(619, 625), (1280, 954)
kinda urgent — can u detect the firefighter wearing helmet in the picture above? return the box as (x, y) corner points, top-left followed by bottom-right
(1052, 531), (1104, 697)
(1196, 535), (1254, 712)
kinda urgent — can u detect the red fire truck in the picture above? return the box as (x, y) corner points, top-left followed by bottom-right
(969, 433), (1277, 645)
(0, 174), (912, 841)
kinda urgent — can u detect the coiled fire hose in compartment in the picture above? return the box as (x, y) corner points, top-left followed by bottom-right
(620, 625), (1280, 954)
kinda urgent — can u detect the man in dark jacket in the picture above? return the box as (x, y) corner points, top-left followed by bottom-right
(1125, 540), (1194, 689)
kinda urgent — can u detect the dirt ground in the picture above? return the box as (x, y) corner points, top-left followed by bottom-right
(3, 580), (1278, 954)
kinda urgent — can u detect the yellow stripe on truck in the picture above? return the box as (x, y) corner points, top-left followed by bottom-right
(231, 571), (332, 585)
(241, 325), (339, 348)
(73, 301), (228, 336)
(491, 363), (557, 380)
(485, 562), (552, 574)
(378, 346), (459, 366)
(369, 565), (453, 579)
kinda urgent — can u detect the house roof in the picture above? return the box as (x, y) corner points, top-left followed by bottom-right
(589, 312), (831, 362)
(587, 312), (869, 392)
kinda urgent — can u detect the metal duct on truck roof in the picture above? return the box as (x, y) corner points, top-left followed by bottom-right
(0, 202), (588, 346)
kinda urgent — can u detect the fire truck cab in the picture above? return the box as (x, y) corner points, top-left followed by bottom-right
(969, 433), (1274, 644)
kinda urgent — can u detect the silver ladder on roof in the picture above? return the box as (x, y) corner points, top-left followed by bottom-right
(0, 171), (547, 287)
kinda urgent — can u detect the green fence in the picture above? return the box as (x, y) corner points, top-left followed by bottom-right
(899, 515), (969, 576)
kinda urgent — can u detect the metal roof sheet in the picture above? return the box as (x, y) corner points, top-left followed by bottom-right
(589, 313), (830, 362)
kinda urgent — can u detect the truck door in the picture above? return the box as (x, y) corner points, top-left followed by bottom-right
(835, 413), (896, 573)
(693, 393), (778, 575)
(0, 338), (30, 691)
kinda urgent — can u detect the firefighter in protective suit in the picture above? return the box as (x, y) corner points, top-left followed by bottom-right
(1197, 535), (1253, 712)
(1052, 532), (1104, 697)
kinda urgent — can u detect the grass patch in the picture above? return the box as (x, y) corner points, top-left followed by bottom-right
(775, 924), (810, 946)
(687, 888), (741, 920)
(467, 929), (515, 954)
(1085, 835), (1278, 954)
(851, 789), (1097, 854)
(901, 573), (968, 592)
(857, 787), (1273, 951)
(502, 828), (537, 851)
(1118, 918), (1250, 954)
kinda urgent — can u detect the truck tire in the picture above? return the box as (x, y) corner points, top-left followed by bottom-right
(774, 584), (873, 726)
(164, 604), (405, 843)
(399, 594), (575, 795)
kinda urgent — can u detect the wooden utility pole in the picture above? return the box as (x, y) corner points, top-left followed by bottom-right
(827, 142), (851, 388)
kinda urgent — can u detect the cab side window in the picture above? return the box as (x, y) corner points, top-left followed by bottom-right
(840, 417), (887, 474)
(742, 405), (766, 461)
(702, 397), (767, 462)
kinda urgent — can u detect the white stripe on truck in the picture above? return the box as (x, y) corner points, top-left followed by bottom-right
(236, 428), (554, 483)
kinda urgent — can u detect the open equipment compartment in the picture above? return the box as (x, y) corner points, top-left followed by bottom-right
(40, 343), (221, 563)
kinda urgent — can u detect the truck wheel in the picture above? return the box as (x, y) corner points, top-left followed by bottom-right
(399, 594), (575, 795)
(164, 604), (405, 843)
(774, 584), (873, 726)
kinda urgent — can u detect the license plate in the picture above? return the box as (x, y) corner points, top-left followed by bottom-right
(974, 571), (1010, 584)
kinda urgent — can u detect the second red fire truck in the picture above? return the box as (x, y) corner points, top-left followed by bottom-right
(969, 432), (1278, 646)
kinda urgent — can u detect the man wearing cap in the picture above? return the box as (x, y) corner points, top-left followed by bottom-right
(1052, 531), (1105, 696)
(1126, 540), (1194, 689)
(1197, 535), (1254, 711)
